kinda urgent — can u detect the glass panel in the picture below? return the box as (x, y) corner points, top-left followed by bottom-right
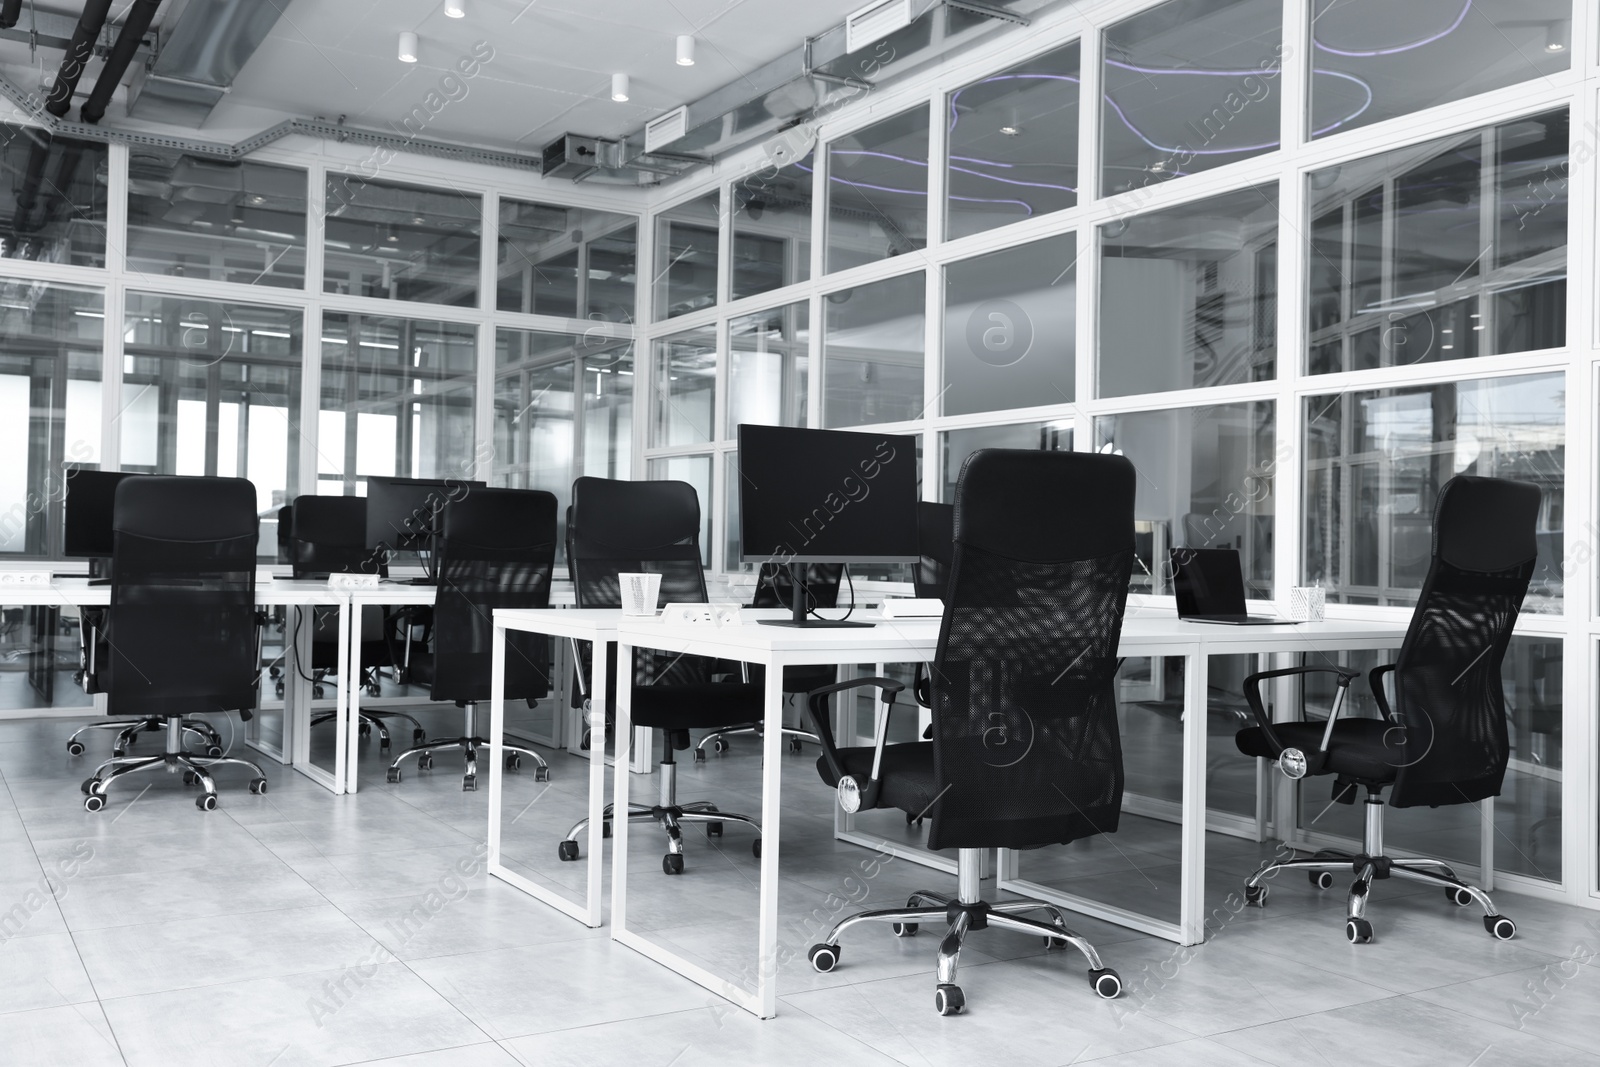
(497, 198), (637, 321)
(318, 313), (477, 496)
(1306, 109), (1566, 374)
(939, 420), (1071, 502)
(646, 454), (712, 567)
(651, 325), (717, 448)
(652, 192), (719, 321)
(825, 107), (930, 274)
(1096, 402), (1276, 597)
(1309, 0), (1571, 139)
(944, 233), (1076, 416)
(727, 301), (808, 438)
(823, 272), (925, 428)
(0, 280), (102, 558)
(1101, 0), (1283, 195)
(323, 176), (481, 307)
(0, 604), (95, 713)
(731, 154), (812, 301)
(1100, 185), (1278, 397)
(946, 42), (1079, 241)
(120, 295), (302, 560)
(0, 125), (108, 267)
(127, 153), (307, 288)
(1304, 373), (1563, 612)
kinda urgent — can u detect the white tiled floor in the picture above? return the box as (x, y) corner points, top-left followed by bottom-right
(2, 713), (1597, 1067)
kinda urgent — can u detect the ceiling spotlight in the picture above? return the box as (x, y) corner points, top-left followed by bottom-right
(443, 0), (465, 16)
(1546, 19), (1569, 52)
(398, 31), (419, 63)
(676, 35), (695, 66)
(611, 73), (630, 102)
(998, 125), (1020, 136)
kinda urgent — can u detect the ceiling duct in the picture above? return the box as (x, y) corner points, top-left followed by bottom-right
(126, 0), (288, 126)
(81, 0), (164, 124)
(44, 0), (114, 117)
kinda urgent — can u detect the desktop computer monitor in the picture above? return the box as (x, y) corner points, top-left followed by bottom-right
(63, 468), (142, 574)
(737, 424), (919, 627)
(364, 476), (485, 577)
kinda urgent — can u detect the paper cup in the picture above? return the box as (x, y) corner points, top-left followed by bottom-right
(619, 572), (662, 616)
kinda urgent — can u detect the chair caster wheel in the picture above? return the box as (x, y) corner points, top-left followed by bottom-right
(713, 738), (727, 754)
(418, 753), (433, 771)
(313, 685), (325, 699)
(386, 768), (401, 784)
(693, 749), (706, 763)
(1090, 968), (1122, 999)
(534, 766), (550, 783)
(80, 777), (100, 796)
(1310, 871), (1334, 890)
(84, 794), (105, 812)
(905, 812), (923, 827)
(249, 778), (268, 795)
(112, 748), (126, 758)
(505, 754), (522, 772)
(752, 839), (762, 859)
(808, 944), (839, 973)
(934, 983), (964, 1016)
(1345, 918), (1374, 944)
(413, 729), (427, 744)
(663, 854), (684, 875)
(206, 745), (223, 758)
(183, 770), (200, 787)
(602, 822), (612, 838)
(558, 840), (580, 862)
(706, 821), (723, 838)
(892, 922), (918, 937)
(1448, 887), (1474, 907)
(462, 774), (477, 792)
(1245, 885), (1269, 907)
(275, 682), (285, 698)
(367, 684), (381, 698)
(359, 723), (372, 739)
(1485, 915), (1516, 940)
(379, 737), (391, 752)
(788, 738), (802, 754)
(196, 794), (217, 812)
(66, 741), (84, 756)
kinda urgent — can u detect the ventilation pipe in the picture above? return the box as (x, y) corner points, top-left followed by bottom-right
(81, 0), (163, 124)
(45, 0), (114, 117)
(0, 0), (23, 31)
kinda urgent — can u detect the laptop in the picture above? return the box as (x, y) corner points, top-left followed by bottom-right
(1169, 548), (1289, 625)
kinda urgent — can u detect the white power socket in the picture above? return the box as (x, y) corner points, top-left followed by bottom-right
(328, 573), (380, 590)
(0, 571), (50, 586)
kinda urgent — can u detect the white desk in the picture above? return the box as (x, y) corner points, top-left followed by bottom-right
(610, 607), (1408, 1019)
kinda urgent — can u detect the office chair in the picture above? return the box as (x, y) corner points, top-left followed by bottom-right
(385, 487), (557, 791)
(557, 477), (762, 874)
(691, 562), (843, 762)
(80, 476), (269, 812)
(286, 495), (425, 750)
(1236, 475), (1538, 944)
(900, 501), (954, 826)
(805, 449), (1134, 1014)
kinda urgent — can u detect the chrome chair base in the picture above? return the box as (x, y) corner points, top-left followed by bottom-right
(693, 722), (820, 760)
(67, 717), (223, 758)
(384, 702), (546, 791)
(311, 708), (427, 752)
(80, 718), (265, 812)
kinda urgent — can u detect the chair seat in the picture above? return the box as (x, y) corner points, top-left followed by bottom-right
(1235, 717), (1400, 783)
(633, 683), (766, 731)
(815, 741), (938, 816)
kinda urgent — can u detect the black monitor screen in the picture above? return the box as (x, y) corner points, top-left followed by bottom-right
(737, 425), (919, 564)
(63, 468), (141, 558)
(364, 476), (484, 553)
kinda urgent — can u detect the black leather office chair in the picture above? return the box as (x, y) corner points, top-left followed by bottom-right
(557, 476), (761, 874)
(691, 563), (843, 762)
(80, 476), (269, 812)
(805, 450), (1134, 1014)
(385, 487), (557, 791)
(1236, 475), (1538, 944)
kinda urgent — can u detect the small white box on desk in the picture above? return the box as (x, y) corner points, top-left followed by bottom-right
(880, 597), (943, 619)
(328, 573), (380, 590)
(660, 602), (742, 627)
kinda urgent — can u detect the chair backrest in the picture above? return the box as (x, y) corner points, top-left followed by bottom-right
(749, 563), (842, 609)
(928, 450), (1135, 852)
(106, 476), (260, 717)
(289, 495), (385, 578)
(915, 501), (954, 600)
(275, 504), (293, 564)
(1389, 476), (1539, 808)
(428, 487), (558, 704)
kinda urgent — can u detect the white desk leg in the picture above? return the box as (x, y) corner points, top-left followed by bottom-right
(756, 659), (784, 1020)
(487, 622), (507, 868)
(610, 643), (635, 935)
(1179, 648), (1208, 946)
(288, 606), (311, 771)
(341, 602), (357, 793)
(586, 640), (609, 926)
(1479, 796), (1495, 892)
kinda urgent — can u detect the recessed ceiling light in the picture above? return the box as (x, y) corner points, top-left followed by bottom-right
(444, 0), (465, 17)
(676, 35), (695, 66)
(611, 73), (630, 102)
(398, 31), (419, 63)
(998, 125), (1020, 136)
(1546, 19), (1569, 52)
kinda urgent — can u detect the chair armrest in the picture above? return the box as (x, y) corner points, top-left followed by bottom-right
(1368, 664), (1397, 720)
(805, 677), (905, 812)
(1242, 665), (1359, 777)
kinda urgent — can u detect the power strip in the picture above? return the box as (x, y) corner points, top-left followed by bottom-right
(0, 570), (50, 587)
(328, 573), (380, 590)
(880, 597), (943, 619)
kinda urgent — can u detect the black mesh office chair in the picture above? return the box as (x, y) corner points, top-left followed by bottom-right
(557, 476), (761, 874)
(805, 450), (1134, 1014)
(80, 476), (269, 812)
(691, 563), (843, 762)
(385, 488), (557, 791)
(1236, 475), (1538, 944)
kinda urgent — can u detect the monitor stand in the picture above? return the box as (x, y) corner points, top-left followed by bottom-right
(758, 564), (873, 628)
(87, 557), (111, 586)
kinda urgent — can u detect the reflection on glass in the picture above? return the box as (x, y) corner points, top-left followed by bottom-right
(940, 420), (1071, 502)
(823, 272), (925, 428)
(323, 176), (481, 306)
(318, 313), (477, 495)
(127, 152), (307, 288)
(1309, 0), (1570, 139)
(727, 302), (808, 438)
(0, 125), (108, 266)
(946, 42), (1078, 240)
(646, 454), (712, 567)
(0, 604), (94, 712)
(944, 233), (1075, 416)
(731, 154), (812, 301)
(1304, 373), (1563, 612)
(1096, 402), (1275, 597)
(582, 346), (634, 483)
(825, 107), (930, 273)
(0, 279), (102, 558)
(1101, 0), (1282, 194)
(1307, 110), (1566, 374)
(651, 326), (717, 447)
(497, 198), (637, 321)
(1119, 653), (1258, 819)
(653, 192), (719, 321)
(1100, 186), (1277, 397)
(121, 295), (302, 558)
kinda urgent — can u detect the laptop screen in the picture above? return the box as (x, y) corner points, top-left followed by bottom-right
(1170, 548), (1249, 618)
